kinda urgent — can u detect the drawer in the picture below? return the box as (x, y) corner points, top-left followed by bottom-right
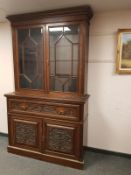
(8, 99), (81, 121)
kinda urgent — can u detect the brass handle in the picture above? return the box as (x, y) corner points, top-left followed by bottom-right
(20, 103), (28, 110)
(56, 107), (65, 115)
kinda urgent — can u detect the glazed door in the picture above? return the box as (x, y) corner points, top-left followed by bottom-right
(14, 26), (45, 91)
(48, 23), (83, 94)
(42, 118), (83, 160)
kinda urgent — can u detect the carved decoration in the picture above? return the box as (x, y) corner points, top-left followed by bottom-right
(15, 121), (37, 146)
(46, 127), (73, 154)
(10, 101), (78, 117)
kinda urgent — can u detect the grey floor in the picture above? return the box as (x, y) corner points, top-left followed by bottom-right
(0, 135), (131, 175)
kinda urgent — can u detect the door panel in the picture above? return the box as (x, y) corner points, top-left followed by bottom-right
(17, 26), (44, 90)
(9, 114), (42, 151)
(49, 24), (80, 93)
(42, 118), (83, 160)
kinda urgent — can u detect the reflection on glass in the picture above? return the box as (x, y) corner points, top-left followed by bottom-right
(49, 25), (79, 92)
(18, 27), (44, 89)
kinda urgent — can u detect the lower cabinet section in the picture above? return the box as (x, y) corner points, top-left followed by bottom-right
(8, 113), (84, 169)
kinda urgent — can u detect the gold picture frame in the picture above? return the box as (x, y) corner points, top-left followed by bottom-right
(116, 29), (131, 74)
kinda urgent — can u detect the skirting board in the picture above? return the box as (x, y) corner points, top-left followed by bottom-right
(84, 146), (131, 159)
(0, 132), (131, 159)
(0, 132), (8, 137)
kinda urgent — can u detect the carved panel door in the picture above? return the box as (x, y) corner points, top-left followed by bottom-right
(8, 114), (42, 151)
(42, 118), (83, 160)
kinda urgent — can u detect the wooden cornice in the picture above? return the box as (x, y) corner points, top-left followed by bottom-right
(7, 6), (93, 23)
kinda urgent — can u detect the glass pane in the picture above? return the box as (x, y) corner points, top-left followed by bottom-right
(49, 25), (79, 92)
(18, 27), (44, 89)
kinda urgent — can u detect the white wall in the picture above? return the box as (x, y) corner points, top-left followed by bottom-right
(86, 11), (131, 154)
(0, 22), (14, 133)
(1, 11), (131, 154)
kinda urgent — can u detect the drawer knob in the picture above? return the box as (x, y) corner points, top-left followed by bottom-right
(20, 103), (28, 110)
(56, 107), (65, 115)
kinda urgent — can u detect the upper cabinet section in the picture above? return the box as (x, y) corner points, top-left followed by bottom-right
(7, 6), (93, 96)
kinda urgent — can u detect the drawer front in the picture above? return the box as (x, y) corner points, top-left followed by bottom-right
(8, 99), (80, 121)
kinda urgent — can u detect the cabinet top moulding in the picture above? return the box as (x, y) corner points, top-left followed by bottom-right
(5, 92), (89, 104)
(7, 6), (93, 24)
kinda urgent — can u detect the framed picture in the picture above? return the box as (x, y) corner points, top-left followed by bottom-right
(116, 29), (131, 74)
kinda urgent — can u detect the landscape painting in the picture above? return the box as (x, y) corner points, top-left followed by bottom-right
(116, 29), (131, 74)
